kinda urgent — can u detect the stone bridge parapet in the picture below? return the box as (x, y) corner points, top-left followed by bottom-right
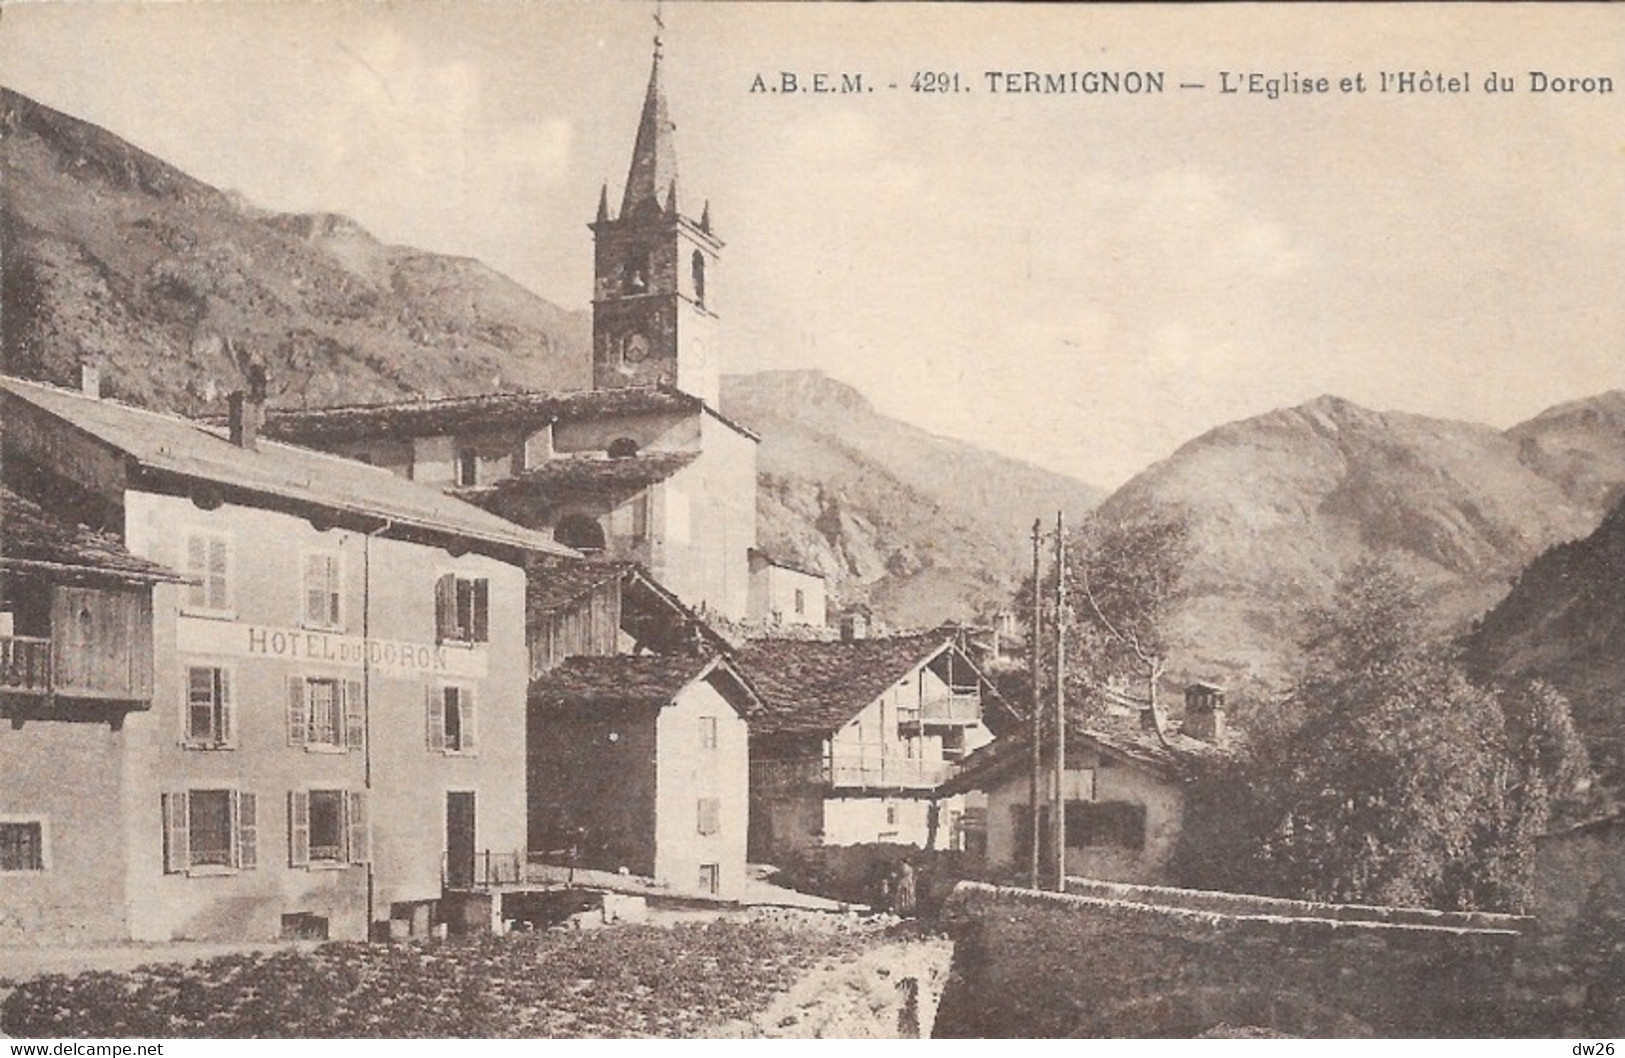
(936, 879), (1532, 1037)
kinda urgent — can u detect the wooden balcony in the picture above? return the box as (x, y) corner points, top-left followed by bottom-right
(897, 691), (981, 732)
(0, 585), (155, 713)
(752, 755), (954, 793)
(1, 635), (52, 694)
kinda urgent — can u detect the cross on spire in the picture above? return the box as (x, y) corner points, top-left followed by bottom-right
(652, 2), (664, 57)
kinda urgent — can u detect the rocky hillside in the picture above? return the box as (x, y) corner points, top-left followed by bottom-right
(1, 88), (591, 413)
(720, 370), (1104, 628)
(1465, 493), (1625, 783)
(1, 88), (1104, 630)
(1094, 393), (1625, 694)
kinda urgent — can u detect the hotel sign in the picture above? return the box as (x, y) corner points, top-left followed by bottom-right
(177, 618), (488, 680)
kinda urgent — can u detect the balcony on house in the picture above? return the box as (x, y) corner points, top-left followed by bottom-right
(896, 689), (982, 734)
(751, 753), (954, 793)
(0, 583), (156, 708)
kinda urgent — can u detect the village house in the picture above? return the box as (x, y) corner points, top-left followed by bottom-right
(527, 654), (757, 897)
(1, 372), (570, 943)
(739, 631), (1007, 863)
(939, 683), (1229, 885)
(747, 548), (828, 629)
(259, 40), (758, 624)
(0, 486), (188, 944)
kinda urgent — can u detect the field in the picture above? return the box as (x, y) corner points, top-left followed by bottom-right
(0, 918), (889, 1038)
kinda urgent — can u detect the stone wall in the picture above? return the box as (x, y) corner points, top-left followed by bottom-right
(936, 881), (1530, 1038)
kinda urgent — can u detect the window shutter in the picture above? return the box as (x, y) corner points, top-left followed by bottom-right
(162, 791), (189, 874)
(426, 685), (446, 752)
(236, 791), (257, 870)
(697, 797), (720, 836)
(208, 538), (229, 609)
(459, 689), (476, 754)
(344, 680), (365, 751)
(289, 791), (310, 868)
(471, 579), (490, 642)
(218, 669), (234, 747)
(347, 791), (370, 864)
(434, 574), (457, 641)
(287, 678), (307, 747)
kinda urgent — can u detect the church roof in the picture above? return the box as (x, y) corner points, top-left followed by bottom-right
(258, 384), (758, 445)
(621, 45), (678, 219)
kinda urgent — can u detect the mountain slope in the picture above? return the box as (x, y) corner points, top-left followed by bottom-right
(2, 88), (1104, 630)
(720, 370), (1104, 628)
(1, 88), (591, 412)
(1465, 494), (1625, 784)
(1093, 394), (1625, 693)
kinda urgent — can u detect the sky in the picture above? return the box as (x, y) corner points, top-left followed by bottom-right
(2, 2), (1621, 487)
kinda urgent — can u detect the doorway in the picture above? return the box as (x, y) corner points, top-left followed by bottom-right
(446, 791), (477, 889)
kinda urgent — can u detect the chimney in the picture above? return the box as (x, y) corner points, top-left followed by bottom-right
(229, 362), (269, 450)
(840, 611), (869, 643)
(80, 364), (102, 398)
(1183, 682), (1226, 742)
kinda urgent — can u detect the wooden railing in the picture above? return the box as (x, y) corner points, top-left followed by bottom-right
(752, 755), (954, 792)
(0, 636), (52, 694)
(898, 692), (981, 729)
(442, 849), (525, 890)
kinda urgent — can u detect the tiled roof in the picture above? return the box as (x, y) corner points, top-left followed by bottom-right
(1, 377), (571, 559)
(258, 383), (759, 444)
(0, 486), (186, 584)
(459, 451), (698, 503)
(938, 711), (1226, 796)
(529, 653), (735, 712)
(736, 633), (956, 737)
(527, 556), (634, 616)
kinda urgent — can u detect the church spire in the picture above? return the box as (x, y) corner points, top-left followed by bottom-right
(620, 13), (677, 219)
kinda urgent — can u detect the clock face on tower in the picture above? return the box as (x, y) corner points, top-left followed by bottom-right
(623, 332), (650, 363)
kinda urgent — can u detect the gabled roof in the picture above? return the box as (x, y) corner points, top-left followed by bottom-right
(529, 653), (758, 714)
(937, 712), (1225, 797)
(459, 451), (698, 503)
(737, 633), (965, 738)
(257, 383), (758, 445)
(1, 377), (571, 559)
(0, 486), (186, 585)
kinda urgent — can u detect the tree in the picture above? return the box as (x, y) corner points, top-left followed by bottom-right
(1246, 556), (1547, 910)
(1009, 514), (1191, 731)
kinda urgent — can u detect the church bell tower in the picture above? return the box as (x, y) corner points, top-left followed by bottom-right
(591, 27), (723, 406)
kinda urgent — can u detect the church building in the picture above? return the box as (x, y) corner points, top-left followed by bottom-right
(262, 38), (757, 622)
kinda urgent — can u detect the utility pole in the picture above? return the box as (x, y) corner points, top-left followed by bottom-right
(1052, 510), (1067, 893)
(1028, 518), (1043, 890)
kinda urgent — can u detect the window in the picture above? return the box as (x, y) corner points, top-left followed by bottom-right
(184, 666), (234, 748)
(607, 437), (640, 459)
(162, 790), (257, 873)
(303, 552), (342, 628)
(426, 685), (477, 754)
(631, 493), (650, 543)
(286, 677), (363, 752)
(696, 797), (720, 836)
(691, 250), (706, 308)
(184, 532), (231, 613)
(625, 250), (649, 292)
(0, 821), (44, 872)
(288, 789), (369, 869)
(435, 574), (490, 643)
(698, 716), (718, 750)
(699, 863), (719, 895)
(794, 588), (806, 616)
(1066, 801), (1147, 851)
(456, 448), (479, 487)
(941, 726), (967, 762)
(885, 804), (899, 826)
